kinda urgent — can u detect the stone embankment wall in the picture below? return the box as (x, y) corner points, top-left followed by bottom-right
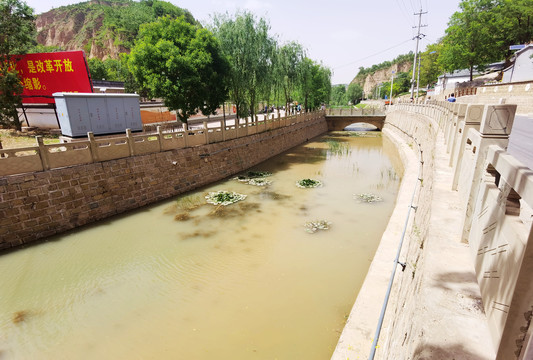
(430, 81), (533, 115)
(457, 82), (533, 115)
(331, 107), (438, 360)
(333, 101), (533, 360)
(0, 113), (327, 250)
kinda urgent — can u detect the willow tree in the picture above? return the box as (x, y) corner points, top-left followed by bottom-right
(0, 0), (35, 130)
(275, 42), (304, 112)
(298, 58), (331, 110)
(211, 12), (276, 119)
(128, 16), (229, 123)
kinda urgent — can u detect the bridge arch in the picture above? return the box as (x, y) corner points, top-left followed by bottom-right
(325, 115), (386, 131)
(344, 122), (380, 131)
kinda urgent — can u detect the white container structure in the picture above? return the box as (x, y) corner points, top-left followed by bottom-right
(53, 92), (142, 137)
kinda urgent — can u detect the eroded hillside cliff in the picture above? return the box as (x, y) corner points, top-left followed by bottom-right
(358, 61), (413, 95)
(35, 0), (195, 60)
(36, 1), (126, 60)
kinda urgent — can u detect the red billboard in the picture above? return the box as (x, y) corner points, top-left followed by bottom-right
(15, 50), (93, 104)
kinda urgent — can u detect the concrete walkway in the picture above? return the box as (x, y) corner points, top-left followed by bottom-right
(406, 130), (495, 359)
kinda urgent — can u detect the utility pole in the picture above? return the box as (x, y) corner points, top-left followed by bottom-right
(416, 52), (421, 101)
(410, 8), (427, 100)
(390, 71), (395, 105)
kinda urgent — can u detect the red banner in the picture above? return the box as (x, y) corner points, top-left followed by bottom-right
(15, 51), (93, 104)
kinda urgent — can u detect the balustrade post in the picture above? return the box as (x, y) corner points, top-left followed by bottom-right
(87, 132), (99, 162)
(126, 128), (135, 156)
(458, 104), (517, 243)
(36, 136), (50, 170)
(444, 103), (458, 148)
(449, 104), (468, 166)
(451, 104), (484, 190)
(157, 126), (163, 152)
(203, 121), (209, 144)
(183, 122), (189, 148)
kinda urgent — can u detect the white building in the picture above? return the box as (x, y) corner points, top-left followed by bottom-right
(434, 69), (473, 95)
(502, 44), (533, 83)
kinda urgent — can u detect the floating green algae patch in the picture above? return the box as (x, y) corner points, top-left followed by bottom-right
(296, 178), (322, 188)
(205, 191), (247, 206)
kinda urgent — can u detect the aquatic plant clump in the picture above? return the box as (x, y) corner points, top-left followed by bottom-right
(355, 193), (383, 203)
(304, 220), (332, 233)
(234, 170), (273, 182)
(326, 140), (351, 156)
(246, 170), (272, 178)
(296, 178), (323, 188)
(247, 178), (272, 186)
(206, 191), (247, 206)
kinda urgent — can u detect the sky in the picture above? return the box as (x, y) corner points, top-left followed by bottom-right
(26, 0), (463, 84)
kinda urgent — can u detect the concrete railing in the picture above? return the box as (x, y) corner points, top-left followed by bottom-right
(434, 81), (533, 115)
(326, 107), (385, 116)
(0, 111), (324, 177)
(389, 100), (533, 359)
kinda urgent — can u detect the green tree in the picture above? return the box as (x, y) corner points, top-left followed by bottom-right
(439, 0), (502, 80)
(419, 43), (443, 88)
(297, 57), (314, 111)
(0, 0), (35, 130)
(87, 58), (107, 80)
(497, 0), (533, 59)
(211, 12), (276, 119)
(380, 72), (411, 98)
(346, 83), (363, 104)
(308, 63), (331, 110)
(276, 42), (304, 112)
(330, 84), (347, 106)
(129, 16), (229, 123)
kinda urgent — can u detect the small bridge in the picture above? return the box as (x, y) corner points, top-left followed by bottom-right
(325, 115), (386, 131)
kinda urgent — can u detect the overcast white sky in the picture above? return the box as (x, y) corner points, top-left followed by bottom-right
(26, 0), (462, 84)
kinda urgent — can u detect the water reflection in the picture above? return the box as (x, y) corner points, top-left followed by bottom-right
(0, 132), (401, 360)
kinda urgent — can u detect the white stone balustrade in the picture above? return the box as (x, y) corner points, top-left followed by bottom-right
(0, 110), (323, 177)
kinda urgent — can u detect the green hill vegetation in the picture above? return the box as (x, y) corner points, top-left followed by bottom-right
(37, 0), (195, 52)
(353, 52), (413, 83)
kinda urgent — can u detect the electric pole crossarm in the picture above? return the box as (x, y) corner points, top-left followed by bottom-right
(410, 8), (428, 100)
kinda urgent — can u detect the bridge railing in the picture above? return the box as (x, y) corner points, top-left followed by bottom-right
(388, 100), (533, 359)
(327, 107), (385, 116)
(0, 110), (325, 177)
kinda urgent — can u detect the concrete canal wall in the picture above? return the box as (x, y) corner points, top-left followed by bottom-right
(0, 112), (327, 249)
(333, 102), (533, 360)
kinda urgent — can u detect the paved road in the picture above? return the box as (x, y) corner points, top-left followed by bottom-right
(508, 115), (533, 170)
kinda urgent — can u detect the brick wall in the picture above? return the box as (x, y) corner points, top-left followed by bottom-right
(0, 116), (327, 250)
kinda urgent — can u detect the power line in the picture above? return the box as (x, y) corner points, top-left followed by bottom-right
(333, 38), (413, 70)
(396, 0), (413, 26)
(401, 0), (415, 25)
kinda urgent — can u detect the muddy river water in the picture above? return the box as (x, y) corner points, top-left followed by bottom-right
(0, 131), (402, 359)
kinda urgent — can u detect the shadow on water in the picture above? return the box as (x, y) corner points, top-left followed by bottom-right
(0, 206), (154, 256)
(0, 131), (389, 258)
